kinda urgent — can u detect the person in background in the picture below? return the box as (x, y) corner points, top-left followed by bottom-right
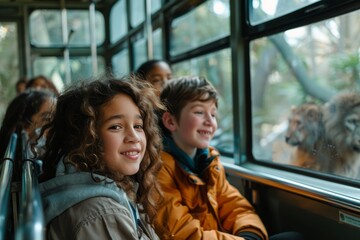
(39, 76), (165, 239)
(26, 75), (60, 96)
(0, 88), (57, 158)
(136, 59), (173, 95)
(0, 88), (57, 183)
(154, 76), (304, 240)
(15, 76), (28, 95)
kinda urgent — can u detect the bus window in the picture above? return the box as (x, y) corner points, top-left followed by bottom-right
(30, 9), (105, 47)
(249, 0), (321, 25)
(133, 35), (147, 70)
(152, 28), (163, 60)
(112, 48), (130, 76)
(151, 0), (161, 14)
(0, 22), (19, 120)
(130, 0), (145, 28)
(33, 56), (105, 89)
(110, 0), (128, 43)
(250, 7), (360, 180)
(170, 0), (230, 56)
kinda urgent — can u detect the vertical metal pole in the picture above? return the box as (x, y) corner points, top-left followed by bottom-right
(89, 1), (98, 76)
(145, 0), (153, 59)
(0, 134), (17, 240)
(23, 6), (31, 77)
(61, 0), (71, 85)
(15, 132), (45, 240)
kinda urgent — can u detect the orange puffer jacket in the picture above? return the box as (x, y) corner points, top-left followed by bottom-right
(155, 147), (268, 240)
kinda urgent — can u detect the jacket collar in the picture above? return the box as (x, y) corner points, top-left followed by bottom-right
(163, 135), (214, 175)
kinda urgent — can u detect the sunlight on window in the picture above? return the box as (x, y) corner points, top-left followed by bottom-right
(250, 0), (320, 24)
(213, 0), (227, 16)
(0, 25), (8, 39)
(261, 0), (278, 16)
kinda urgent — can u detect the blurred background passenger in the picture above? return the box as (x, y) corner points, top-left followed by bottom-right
(136, 59), (172, 95)
(0, 88), (57, 160)
(26, 75), (60, 96)
(15, 76), (28, 95)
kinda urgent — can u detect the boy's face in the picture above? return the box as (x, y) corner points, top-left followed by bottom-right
(98, 93), (146, 175)
(169, 99), (217, 156)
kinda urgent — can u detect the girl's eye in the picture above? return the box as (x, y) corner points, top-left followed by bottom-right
(134, 124), (144, 130)
(109, 125), (121, 130)
(151, 79), (161, 84)
(195, 111), (203, 115)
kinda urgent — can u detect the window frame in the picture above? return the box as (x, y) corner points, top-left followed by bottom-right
(241, 0), (360, 186)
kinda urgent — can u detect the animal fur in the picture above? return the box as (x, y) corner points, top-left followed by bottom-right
(284, 103), (325, 170)
(322, 92), (360, 179)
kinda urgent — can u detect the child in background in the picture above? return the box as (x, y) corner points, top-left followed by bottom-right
(0, 88), (57, 158)
(136, 59), (173, 95)
(39, 76), (164, 240)
(155, 76), (303, 240)
(15, 76), (28, 95)
(26, 75), (60, 96)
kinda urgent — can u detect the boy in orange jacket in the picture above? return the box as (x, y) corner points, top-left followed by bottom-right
(154, 76), (303, 240)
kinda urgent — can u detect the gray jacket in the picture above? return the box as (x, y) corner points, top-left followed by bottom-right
(39, 161), (159, 240)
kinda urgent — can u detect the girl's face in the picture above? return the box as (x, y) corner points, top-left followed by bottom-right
(98, 93), (146, 175)
(30, 97), (56, 131)
(146, 62), (172, 93)
(170, 99), (217, 157)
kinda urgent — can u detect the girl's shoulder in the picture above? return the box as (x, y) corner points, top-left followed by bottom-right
(47, 197), (140, 239)
(73, 196), (132, 217)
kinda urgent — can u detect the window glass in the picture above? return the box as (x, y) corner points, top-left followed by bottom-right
(251, 9), (360, 180)
(130, 0), (145, 27)
(172, 49), (233, 153)
(112, 49), (130, 76)
(249, 0), (320, 25)
(30, 9), (105, 47)
(151, 0), (161, 13)
(30, 10), (62, 46)
(152, 28), (162, 59)
(133, 37), (147, 70)
(33, 56), (105, 92)
(170, 0), (230, 56)
(110, 0), (128, 43)
(0, 22), (19, 121)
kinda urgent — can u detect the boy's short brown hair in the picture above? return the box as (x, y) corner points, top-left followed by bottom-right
(159, 76), (218, 134)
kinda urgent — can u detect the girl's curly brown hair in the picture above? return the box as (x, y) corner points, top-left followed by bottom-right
(40, 75), (165, 224)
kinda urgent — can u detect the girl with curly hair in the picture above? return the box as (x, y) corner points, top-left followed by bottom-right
(39, 76), (165, 239)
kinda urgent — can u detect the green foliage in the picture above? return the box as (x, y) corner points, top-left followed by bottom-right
(0, 23), (19, 122)
(330, 53), (360, 90)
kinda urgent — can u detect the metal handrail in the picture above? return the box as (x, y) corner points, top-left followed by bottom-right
(0, 133), (18, 240)
(15, 132), (44, 240)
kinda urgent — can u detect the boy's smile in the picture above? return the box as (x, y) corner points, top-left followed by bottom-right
(170, 100), (217, 157)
